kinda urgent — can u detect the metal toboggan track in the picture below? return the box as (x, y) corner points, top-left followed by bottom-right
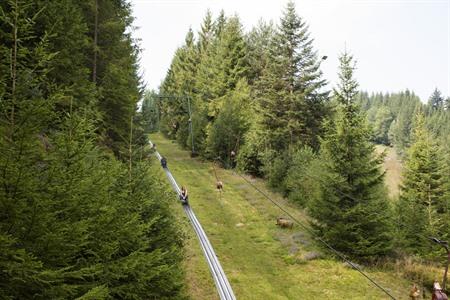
(150, 141), (236, 300)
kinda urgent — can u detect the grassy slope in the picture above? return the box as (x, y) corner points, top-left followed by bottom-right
(151, 133), (411, 300)
(376, 145), (403, 199)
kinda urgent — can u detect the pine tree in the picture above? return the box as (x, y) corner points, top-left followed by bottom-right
(246, 20), (277, 85)
(255, 1), (328, 153)
(214, 9), (226, 37)
(396, 111), (446, 257)
(170, 29), (198, 147)
(389, 93), (423, 154)
(428, 88), (444, 112)
(0, 4), (59, 295)
(205, 78), (251, 164)
(159, 28), (199, 148)
(357, 90), (423, 154)
(194, 10), (218, 102)
(36, 0), (97, 111)
(79, 0), (142, 157)
(442, 146), (450, 239)
(372, 106), (394, 145)
(198, 10), (214, 55)
(0, 1), (187, 298)
(206, 16), (248, 118)
(141, 90), (160, 133)
(308, 51), (392, 260)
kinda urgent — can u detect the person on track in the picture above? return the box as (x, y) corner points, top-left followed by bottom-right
(180, 186), (188, 203)
(230, 150), (236, 168)
(160, 156), (167, 168)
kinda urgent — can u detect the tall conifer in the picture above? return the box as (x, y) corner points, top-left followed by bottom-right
(308, 51), (392, 260)
(255, 1), (328, 152)
(396, 111), (446, 256)
(0, 1), (186, 298)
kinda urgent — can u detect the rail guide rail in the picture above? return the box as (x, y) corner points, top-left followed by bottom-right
(149, 141), (236, 300)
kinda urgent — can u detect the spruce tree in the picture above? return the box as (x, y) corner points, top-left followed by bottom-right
(358, 90), (423, 154)
(372, 106), (394, 145)
(396, 111), (446, 257)
(198, 10), (214, 55)
(246, 20), (277, 85)
(443, 147), (450, 239)
(255, 0), (328, 152)
(205, 15), (248, 118)
(182, 13), (249, 157)
(0, 1), (187, 298)
(79, 0), (142, 157)
(428, 88), (444, 111)
(159, 28), (199, 149)
(205, 78), (251, 164)
(141, 90), (160, 133)
(308, 51), (392, 260)
(194, 10), (219, 102)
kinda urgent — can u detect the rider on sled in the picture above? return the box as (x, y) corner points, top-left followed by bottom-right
(180, 186), (188, 204)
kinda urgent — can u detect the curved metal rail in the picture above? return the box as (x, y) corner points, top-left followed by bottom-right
(150, 141), (236, 300)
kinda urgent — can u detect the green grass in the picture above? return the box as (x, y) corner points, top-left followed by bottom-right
(151, 133), (412, 299)
(376, 145), (403, 199)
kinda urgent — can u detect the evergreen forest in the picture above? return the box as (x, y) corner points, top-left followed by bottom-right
(149, 1), (450, 261)
(1, 0), (449, 299)
(0, 1), (185, 299)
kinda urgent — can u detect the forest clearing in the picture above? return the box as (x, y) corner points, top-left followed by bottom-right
(151, 133), (413, 299)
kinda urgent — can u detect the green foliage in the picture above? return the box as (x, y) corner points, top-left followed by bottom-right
(205, 79), (251, 164)
(1, 112), (186, 299)
(236, 120), (265, 176)
(0, 1), (186, 298)
(245, 20), (276, 85)
(284, 147), (323, 207)
(372, 106), (394, 145)
(261, 150), (291, 194)
(356, 89), (450, 155)
(141, 90), (160, 133)
(159, 29), (199, 148)
(308, 52), (393, 261)
(159, 2), (329, 178)
(77, 0), (142, 157)
(254, 0), (328, 153)
(427, 88), (445, 111)
(160, 11), (250, 159)
(259, 145), (322, 206)
(396, 112), (447, 258)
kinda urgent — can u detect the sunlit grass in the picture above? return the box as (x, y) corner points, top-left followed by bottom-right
(150, 133), (412, 299)
(376, 145), (403, 199)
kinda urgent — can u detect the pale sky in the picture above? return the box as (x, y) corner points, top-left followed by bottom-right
(131, 0), (450, 102)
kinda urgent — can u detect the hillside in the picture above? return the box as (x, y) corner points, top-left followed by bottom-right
(150, 133), (412, 300)
(376, 145), (403, 199)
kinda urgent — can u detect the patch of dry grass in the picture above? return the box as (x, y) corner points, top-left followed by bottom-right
(376, 145), (403, 199)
